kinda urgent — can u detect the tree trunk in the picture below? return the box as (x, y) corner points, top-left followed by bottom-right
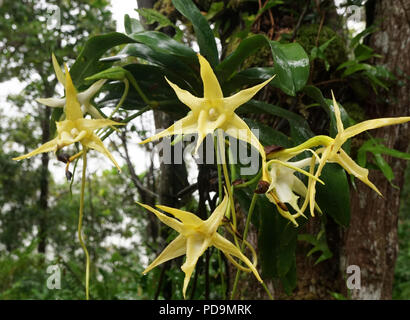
(37, 101), (51, 254)
(341, 0), (410, 300)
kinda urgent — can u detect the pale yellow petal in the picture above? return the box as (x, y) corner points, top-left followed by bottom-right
(197, 53), (223, 100)
(142, 234), (186, 275)
(194, 109), (208, 154)
(203, 193), (229, 234)
(75, 118), (123, 132)
(13, 138), (58, 161)
(83, 103), (104, 119)
(212, 233), (262, 282)
(341, 116), (410, 142)
(165, 77), (203, 112)
(331, 90), (344, 134)
(225, 114), (266, 163)
(64, 64), (83, 121)
(52, 53), (66, 86)
(181, 234), (211, 299)
(223, 76), (275, 112)
(155, 205), (203, 226)
(36, 97), (65, 108)
(136, 201), (183, 233)
(81, 135), (121, 171)
(139, 114), (198, 144)
(309, 147), (331, 217)
(333, 148), (382, 196)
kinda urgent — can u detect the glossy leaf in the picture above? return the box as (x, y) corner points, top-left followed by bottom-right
(172, 0), (219, 67)
(315, 164), (351, 227)
(70, 32), (136, 87)
(269, 41), (310, 96)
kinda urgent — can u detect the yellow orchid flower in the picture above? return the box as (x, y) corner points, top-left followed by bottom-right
(36, 54), (106, 119)
(266, 91), (410, 220)
(13, 64), (123, 171)
(265, 156), (323, 226)
(136, 194), (262, 299)
(305, 92), (410, 216)
(139, 53), (275, 181)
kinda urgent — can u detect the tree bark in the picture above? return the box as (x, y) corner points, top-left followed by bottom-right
(341, 0), (410, 300)
(37, 99), (51, 254)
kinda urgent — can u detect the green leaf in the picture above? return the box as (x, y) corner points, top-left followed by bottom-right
(350, 25), (378, 48)
(172, 0), (219, 67)
(316, 164), (351, 227)
(298, 232), (333, 265)
(218, 36), (310, 96)
(128, 31), (197, 66)
(238, 100), (313, 144)
(243, 118), (292, 148)
(280, 258), (297, 295)
(217, 34), (268, 80)
(135, 8), (183, 40)
(120, 43), (200, 93)
(70, 32), (136, 87)
(124, 14), (144, 35)
(342, 63), (371, 77)
(269, 41), (310, 96)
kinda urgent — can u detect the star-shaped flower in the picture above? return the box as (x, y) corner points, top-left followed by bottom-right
(13, 64), (123, 170)
(36, 54), (106, 119)
(306, 92), (410, 216)
(139, 53), (274, 181)
(137, 194), (262, 298)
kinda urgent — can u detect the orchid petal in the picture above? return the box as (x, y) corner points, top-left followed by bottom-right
(224, 76), (275, 112)
(155, 205), (203, 226)
(165, 77), (203, 112)
(212, 233), (262, 282)
(77, 79), (106, 104)
(52, 53), (66, 86)
(12, 138), (58, 161)
(333, 148), (382, 196)
(75, 118), (123, 132)
(197, 53), (223, 100)
(142, 234), (186, 274)
(81, 135), (121, 172)
(331, 90), (344, 134)
(64, 64), (83, 120)
(341, 116), (410, 142)
(139, 114), (198, 145)
(181, 234), (211, 298)
(36, 97), (65, 108)
(136, 201), (183, 233)
(203, 194), (229, 234)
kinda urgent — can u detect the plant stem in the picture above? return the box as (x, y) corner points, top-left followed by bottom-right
(214, 136), (223, 205)
(230, 193), (274, 300)
(78, 148), (90, 300)
(216, 130), (236, 228)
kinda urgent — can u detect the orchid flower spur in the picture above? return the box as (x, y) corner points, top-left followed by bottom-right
(13, 64), (123, 171)
(136, 194), (263, 298)
(36, 54), (106, 119)
(139, 53), (275, 181)
(264, 154), (323, 226)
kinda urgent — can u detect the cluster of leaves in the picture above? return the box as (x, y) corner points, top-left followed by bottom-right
(2, 0), (408, 300)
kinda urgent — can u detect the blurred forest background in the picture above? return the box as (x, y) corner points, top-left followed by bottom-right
(0, 0), (409, 300)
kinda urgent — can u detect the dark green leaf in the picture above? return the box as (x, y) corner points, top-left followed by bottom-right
(70, 32), (136, 87)
(269, 41), (310, 96)
(172, 0), (219, 67)
(124, 14), (144, 35)
(316, 164), (351, 227)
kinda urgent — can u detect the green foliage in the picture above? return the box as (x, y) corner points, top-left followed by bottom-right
(2, 0), (408, 301)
